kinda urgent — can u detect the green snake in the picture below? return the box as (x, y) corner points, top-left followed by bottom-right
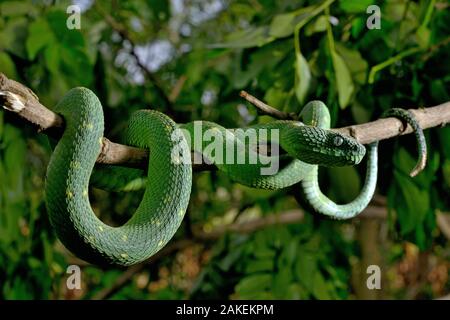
(45, 88), (426, 265)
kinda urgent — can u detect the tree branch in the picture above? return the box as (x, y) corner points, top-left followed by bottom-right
(1, 73), (450, 170)
(240, 90), (297, 120)
(240, 90), (450, 144)
(0, 73), (207, 170)
(335, 105), (450, 145)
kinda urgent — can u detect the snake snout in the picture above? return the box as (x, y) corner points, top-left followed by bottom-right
(350, 142), (366, 165)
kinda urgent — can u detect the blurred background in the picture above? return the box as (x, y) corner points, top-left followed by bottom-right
(0, 0), (449, 299)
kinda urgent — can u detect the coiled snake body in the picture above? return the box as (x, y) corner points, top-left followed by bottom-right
(45, 88), (426, 265)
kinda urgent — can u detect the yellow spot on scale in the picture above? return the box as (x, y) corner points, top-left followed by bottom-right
(83, 189), (88, 197)
(98, 226), (104, 232)
(121, 253), (128, 258)
(70, 161), (80, 169)
(89, 236), (95, 243)
(156, 220), (161, 226)
(164, 196), (171, 204)
(81, 121), (94, 130)
(178, 209), (184, 216)
(172, 155), (180, 164)
(158, 240), (164, 247)
(66, 189), (73, 199)
(122, 235), (128, 241)
(99, 137), (103, 145)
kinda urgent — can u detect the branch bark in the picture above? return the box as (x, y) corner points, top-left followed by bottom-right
(1, 73), (450, 170)
(0, 73), (205, 170)
(240, 90), (298, 120)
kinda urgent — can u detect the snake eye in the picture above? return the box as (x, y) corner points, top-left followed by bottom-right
(333, 136), (344, 146)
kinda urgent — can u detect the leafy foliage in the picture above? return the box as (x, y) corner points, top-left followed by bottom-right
(0, 0), (449, 299)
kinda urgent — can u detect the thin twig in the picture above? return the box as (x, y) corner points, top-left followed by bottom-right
(169, 75), (187, 103)
(94, 3), (175, 117)
(240, 90), (297, 120)
(421, 36), (450, 61)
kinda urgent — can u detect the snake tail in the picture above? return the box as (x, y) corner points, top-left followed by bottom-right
(382, 108), (427, 177)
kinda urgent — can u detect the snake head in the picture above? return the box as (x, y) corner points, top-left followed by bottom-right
(323, 131), (366, 166)
(281, 126), (366, 167)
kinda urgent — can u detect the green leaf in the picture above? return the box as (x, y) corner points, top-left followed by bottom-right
(263, 87), (288, 110)
(4, 127), (26, 175)
(339, 0), (376, 13)
(253, 245), (276, 259)
(295, 51), (311, 104)
(394, 173), (429, 234)
(283, 239), (299, 267)
(335, 43), (368, 85)
(26, 19), (54, 60)
(305, 15), (328, 36)
(416, 26), (431, 48)
(44, 45), (60, 74)
(235, 274), (272, 294)
(269, 7), (321, 39)
(331, 51), (354, 109)
(273, 268), (292, 298)
(212, 2), (335, 49)
(210, 26), (272, 49)
(269, 12), (297, 38)
(27, 257), (42, 269)
(286, 283), (306, 299)
(392, 149), (430, 234)
(295, 252), (317, 291)
(244, 259), (274, 273)
(0, 52), (18, 79)
(312, 272), (332, 299)
(351, 17), (366, 38)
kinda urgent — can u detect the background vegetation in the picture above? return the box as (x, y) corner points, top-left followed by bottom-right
(0, 0), (449, 299)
